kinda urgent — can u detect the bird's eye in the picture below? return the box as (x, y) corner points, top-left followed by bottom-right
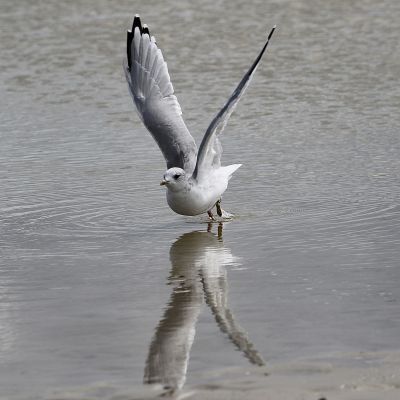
(173, 174), (180, 180)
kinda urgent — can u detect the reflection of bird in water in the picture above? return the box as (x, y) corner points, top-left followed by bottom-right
(144, 225), (264, 394)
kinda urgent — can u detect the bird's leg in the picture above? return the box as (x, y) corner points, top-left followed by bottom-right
(207, 210), (216, 221)
(215, 198), (234, 219)
(216, 199), (223, 217)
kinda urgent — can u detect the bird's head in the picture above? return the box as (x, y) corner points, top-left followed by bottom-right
(160, 167), (188, 192)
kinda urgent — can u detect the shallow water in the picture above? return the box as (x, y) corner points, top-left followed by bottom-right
(1, 0), (400, 398)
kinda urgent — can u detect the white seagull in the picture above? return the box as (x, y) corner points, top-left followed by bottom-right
(124, 15), (276, 219)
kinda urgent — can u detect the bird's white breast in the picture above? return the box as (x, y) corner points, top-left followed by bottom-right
(166, 172), (229, 216)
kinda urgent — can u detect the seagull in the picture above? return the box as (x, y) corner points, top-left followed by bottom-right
(124, 15), (276, 220)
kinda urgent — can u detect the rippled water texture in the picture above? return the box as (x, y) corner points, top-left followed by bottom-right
(1, 0), (400, 398)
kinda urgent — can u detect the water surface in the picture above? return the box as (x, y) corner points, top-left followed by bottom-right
(1, 0), (400, 398)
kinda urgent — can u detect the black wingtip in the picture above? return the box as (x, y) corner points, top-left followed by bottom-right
(132, 14), (142, 34)
(246, 24), (277, 78)
(142, 23), (150, 37)
(127, 30), (133, 70)
(268, 25), (276, 40)
(127, 15), (145, 70)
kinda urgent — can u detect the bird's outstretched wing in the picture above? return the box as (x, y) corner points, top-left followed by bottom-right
(192, 26), (276, 180)
(124, 15), (197, 173)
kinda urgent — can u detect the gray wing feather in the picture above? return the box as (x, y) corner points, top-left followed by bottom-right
(124, 16), (197, 173)
(192, 26), (276, 180)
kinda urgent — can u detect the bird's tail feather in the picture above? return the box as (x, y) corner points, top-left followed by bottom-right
(222, 164), (242, 180)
